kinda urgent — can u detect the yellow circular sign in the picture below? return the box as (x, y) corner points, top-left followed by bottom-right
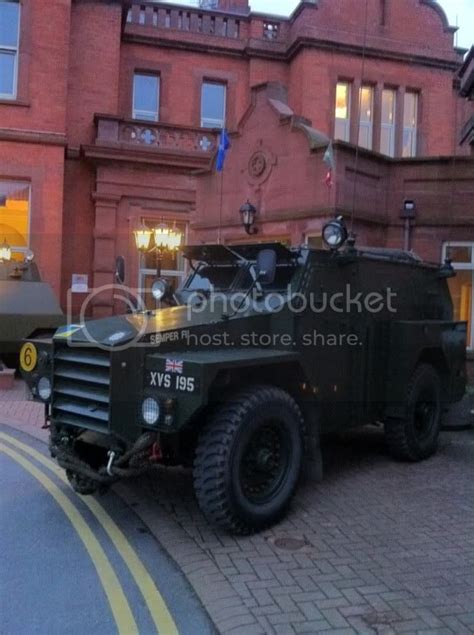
(19, 342), (38, 373)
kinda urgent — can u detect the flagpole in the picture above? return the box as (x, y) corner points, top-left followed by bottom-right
(216, 125), (229, 245)
(218, 167), (224, 245)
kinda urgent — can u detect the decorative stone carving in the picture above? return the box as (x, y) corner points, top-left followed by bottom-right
(246, 142), (277, 188)
(119, 123), (217, 153)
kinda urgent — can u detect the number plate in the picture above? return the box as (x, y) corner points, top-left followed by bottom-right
(147, 371), (198, 393)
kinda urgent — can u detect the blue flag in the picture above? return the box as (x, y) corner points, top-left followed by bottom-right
(216, 129), (231, 172)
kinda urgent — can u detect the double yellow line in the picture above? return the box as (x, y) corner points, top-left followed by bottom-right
(0, 432), (179, 635)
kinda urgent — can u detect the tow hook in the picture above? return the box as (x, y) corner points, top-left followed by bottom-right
(106, 451), (116, 477)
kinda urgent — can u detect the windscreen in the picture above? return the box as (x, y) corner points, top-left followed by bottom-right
(183, 263), (298, 293)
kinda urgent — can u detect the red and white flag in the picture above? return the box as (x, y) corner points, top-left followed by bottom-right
(166, 359), (184, 374)
(323, 141), (335, 189)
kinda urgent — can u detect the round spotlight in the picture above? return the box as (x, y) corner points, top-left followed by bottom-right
(24, 249), (35, 263)
(142, 398), (160, 426)
(151, 278), (171, 302)
(37, 376), (52, 401)
(322, 217), (348, 250)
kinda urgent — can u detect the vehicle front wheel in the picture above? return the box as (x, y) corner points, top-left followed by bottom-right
(193, 385), (304, 534)
(385, 364), (442, 462)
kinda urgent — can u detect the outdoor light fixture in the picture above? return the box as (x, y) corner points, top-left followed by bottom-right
(322, 216), (348, 250)
(134, 227), (153, 252)
(240, 200), (258, 235)
(401, 199), (417, 220)
(0, 239), (11, 262)
(133, 220), (183, 280)
(400, 199), (417, 251)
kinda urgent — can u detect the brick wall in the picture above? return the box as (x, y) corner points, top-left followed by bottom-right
(0, 0), (472, 325)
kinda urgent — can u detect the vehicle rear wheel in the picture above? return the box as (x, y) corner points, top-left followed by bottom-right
(193, 385), (304, 534)
(385, 364), (442, 462)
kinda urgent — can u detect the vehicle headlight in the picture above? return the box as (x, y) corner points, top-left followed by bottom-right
(322, 217), (348, 250)
(151, 278), (171, 301)
(37, 376), (52, 401)
(142, 398), (160, 425)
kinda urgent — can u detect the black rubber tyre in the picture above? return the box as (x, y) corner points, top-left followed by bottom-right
(193, 385), (304, 535)
(385, 364), (442, 462)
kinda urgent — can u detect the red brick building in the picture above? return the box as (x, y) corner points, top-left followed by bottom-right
(0, 0), (473, 351)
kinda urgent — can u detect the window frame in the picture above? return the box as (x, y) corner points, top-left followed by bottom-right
(402, 91), (419, 158)
(334, 81), (351, 143)
(132, 72), (160, 123)
(201, 80), (227, 129)
(442, 241), (474, 350)
(358, 85), (374, 150)
(380, 88), (396, 157)
(0, 0), (21, 100)
(0, 178), (31, 255)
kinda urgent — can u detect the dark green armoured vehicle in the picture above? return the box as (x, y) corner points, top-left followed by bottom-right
(21, 223), (467, 534)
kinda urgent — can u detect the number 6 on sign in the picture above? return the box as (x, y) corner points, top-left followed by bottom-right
(19, 342), (38, 372)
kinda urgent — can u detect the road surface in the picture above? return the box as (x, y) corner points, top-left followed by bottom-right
(0, 424), (216, 635)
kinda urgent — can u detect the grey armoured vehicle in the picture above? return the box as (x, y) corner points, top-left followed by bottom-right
(0, 255), (63, 366)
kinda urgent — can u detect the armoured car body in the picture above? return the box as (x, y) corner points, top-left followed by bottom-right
(21, 239), (467, 533)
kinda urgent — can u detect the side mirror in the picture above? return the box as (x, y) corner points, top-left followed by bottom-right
(115, 256), (125, 285)
(256, 249), (277, 285)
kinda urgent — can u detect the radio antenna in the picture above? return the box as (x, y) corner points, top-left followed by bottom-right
(350, 0), (370, 235)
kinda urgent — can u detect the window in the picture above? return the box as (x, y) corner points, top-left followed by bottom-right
(381, 89), (396, 157)
(201, 81), (226, 129)
(334, 82), (351, 142)
(358, 86), (374, 150)
(0, 180), (30, 260)
(139, 220), (186, 309)
(0, 0), (20, 99)
(133, 73), (160, 122)
(443, 243), (473, 350)
(403, 91), (418, 157)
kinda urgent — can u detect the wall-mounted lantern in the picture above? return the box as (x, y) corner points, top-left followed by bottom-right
(239, 200), (258, 235)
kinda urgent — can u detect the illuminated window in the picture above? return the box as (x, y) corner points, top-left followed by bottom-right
(133, 73), (160, 122)
(201, 81), (226, 129)
(443, 243), (474, 350)
(139, 220), (186, 309)
(358, 86), (374, 150)
(381, 89), (396, 157)
(403, 91), (418, 157)
(334, 82), (351, 142)
(0, 180), (30, 260)
(0, 0), (20, 99)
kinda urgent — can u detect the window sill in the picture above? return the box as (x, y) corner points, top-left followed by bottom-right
(0, 98), (30, 108)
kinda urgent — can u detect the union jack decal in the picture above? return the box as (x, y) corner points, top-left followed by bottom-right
(165, 359), (184, 374)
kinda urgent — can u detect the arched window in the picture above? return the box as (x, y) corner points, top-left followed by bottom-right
(0, 0), (20, 99)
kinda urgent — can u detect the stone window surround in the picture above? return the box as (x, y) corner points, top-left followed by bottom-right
(333, 77), (422, 158)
